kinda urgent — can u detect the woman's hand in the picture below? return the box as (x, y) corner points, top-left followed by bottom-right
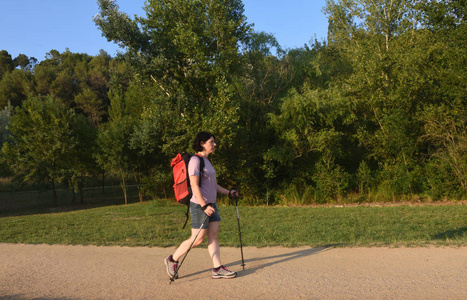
(202, 204), (215, 216)
(229, 189), (239, 199)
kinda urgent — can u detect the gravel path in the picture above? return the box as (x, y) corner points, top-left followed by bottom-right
(1, 243), (466, 299)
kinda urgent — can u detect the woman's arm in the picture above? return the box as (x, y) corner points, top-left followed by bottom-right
(217, 185), (238, 198)
(216, 185), (229, 196)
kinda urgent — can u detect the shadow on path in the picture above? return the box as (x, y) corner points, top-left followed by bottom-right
(181, 246), (332, 281)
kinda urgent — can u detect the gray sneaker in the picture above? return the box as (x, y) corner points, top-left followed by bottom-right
(212, 265), (237, 279)
(164, 255), (179, 279)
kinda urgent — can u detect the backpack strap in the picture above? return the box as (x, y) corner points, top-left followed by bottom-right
(182, 154), (205, 229)
(182, 206), (190, 229)
(196, 154), (205, 188)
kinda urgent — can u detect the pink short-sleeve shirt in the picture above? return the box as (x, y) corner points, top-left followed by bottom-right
(188, 156), (217, 204)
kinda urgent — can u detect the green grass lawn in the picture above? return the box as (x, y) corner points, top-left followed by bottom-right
(0, 200), (465, 247)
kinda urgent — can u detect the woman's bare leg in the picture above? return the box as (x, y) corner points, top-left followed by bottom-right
(172, 228), (207, 261)
(207, 221), (221, 267)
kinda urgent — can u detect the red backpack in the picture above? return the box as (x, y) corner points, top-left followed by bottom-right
(170, 153), (205, 228)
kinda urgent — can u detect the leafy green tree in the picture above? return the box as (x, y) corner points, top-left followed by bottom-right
(286, 39), (352, 90)
(88, 0), (464, 202)
(229, 31), (291, 196)
(0, 103), (13, 176)
(1, 96), (78, 206)
(422, 106), (467, 198)
(95, 0), (250, 100)
(76, 50), (112, 125)
(13, 54), (37, 71)
(415, 0), (467, 198)
(0, 102), (11, 147)
(419, 0), (466, 31)
(0, 69), (35, 108)
(94, 0), (252, 191)
(65, 114), (98, 204)
(34, 50), (78, 105)
(34, 49), (112, 123)
(123, 78), (172, 199)
(266, 85), (351, 202)
(74, 86), (106, 125)
(317, 0), (466, 201)
(95, 88), (136, 204)
(0, 50), (14, 81)
(323, 0), (426, 197)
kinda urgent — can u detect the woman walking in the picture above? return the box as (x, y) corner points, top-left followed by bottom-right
(165, 132), (239, 279)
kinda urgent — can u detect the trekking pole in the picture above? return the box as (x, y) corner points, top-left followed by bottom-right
(234, 193), (245, 270)
(169, 213), (209, 284)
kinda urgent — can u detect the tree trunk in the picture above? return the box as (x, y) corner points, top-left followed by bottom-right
(137, 185), (143, 203)
(102, 170), (105, 194)
(72, 177), (77, 204)
(133, 172), (143, 203)
(52, 179), (58, 207)
(121, 169), (128, 205)
(79, 179), (84, 205)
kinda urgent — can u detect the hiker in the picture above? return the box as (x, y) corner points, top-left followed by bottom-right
(165, 131), (239, 279)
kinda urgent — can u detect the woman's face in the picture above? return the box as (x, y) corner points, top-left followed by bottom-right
(201, 136), (216, 154)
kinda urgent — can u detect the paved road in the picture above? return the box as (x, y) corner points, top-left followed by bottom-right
(1, 244), (466, 299)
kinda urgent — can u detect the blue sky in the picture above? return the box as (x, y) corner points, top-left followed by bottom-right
(0, 0), (329, 61)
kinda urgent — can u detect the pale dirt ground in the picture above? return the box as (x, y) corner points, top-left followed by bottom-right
(0, 243), (466, 300)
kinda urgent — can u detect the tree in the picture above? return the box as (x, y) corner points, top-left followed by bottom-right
(13, 54), (38, 71)
(0, 69), (35, 108)
(34, 50), (78, 105)
(74, 86), (106, 125)
(94, 0), (252, 190)
(65, 114), (98, 204)
(122, 78), (172, 200)
(323, 0), (426, 197)
(0, 103), (13, 176)
(419, 0), (466, 31)
(0, 102), (11, 147)
(230, 31), (297, 196)
(75, 50), (112, 125)
(266, 85), (351, 202)
(1, 96), (78, 206)
(422, 106), (467, 198)
(33, 49), (112, 123)
(0, 50), (14, 81)
(95, 88), (136, 204)
(416, 0), (467, 198)
(95, 0), (250, 101)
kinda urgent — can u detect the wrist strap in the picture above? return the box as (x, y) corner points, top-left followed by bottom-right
(202, 203), (212, 211)
(229, 188), (238, 199)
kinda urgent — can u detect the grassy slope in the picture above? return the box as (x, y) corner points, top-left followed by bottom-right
(0, 201), (465, 247)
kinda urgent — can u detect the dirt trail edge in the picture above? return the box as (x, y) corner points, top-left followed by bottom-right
(1, 244), (465, 299)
